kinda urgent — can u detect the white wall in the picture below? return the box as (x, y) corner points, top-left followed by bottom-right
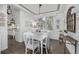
(13, 7), (20, 42)
(49, 13), (65, 40)
(53, 13), (65, 31)
(0, 5), (8, 51)
(15, 8), (34, 42)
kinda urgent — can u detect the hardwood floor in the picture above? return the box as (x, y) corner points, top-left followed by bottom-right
(1, 36), (70, 54)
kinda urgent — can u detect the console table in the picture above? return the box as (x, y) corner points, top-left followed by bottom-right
(64, 36), (78, 54)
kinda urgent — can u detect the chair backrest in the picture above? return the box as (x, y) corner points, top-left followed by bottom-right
(23, 32), (32, 46)
(43, 32), (49, 45)
(59, 34), (64, 39)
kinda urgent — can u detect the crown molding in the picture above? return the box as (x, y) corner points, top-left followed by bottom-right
(19, 4), (61, 15)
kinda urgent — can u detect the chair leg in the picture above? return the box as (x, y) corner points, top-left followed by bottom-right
(38, 43), (40, 53)
(38, 46), (40, 54)
(46, 47), (48, 54)
(45, 45), (48, 54)
(25, 48), (27, 54)
(33, 49), (34, 54)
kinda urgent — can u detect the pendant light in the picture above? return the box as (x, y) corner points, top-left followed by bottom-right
(7, 5), (12, 15)
(38, 4), (42, 21)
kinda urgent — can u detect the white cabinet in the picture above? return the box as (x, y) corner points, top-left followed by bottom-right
(0, 5), (8, 52)
(0, 27), (8, 51)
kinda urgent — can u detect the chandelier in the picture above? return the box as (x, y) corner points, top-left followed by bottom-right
(38, 4), (42, 20)
(7, 5), (12, 15)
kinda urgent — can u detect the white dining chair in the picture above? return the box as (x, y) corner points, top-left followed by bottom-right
(23, 32), (40, 54)
(42, 33), (49, 54)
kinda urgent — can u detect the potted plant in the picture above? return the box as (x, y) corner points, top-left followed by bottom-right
(64, 30), (68, 36)
(64, 30), (68, 33)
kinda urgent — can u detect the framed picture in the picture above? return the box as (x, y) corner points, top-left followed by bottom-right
(67, 6), (76, 33)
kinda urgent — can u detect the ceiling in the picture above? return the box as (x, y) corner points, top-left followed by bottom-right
(19, 4), (60, 15)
